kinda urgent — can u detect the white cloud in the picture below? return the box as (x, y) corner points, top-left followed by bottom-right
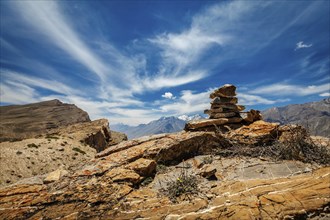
(1, 69), (79, 96)
(162, 92), (175, 99)
(295, 41), (312, 50)
(150, 29), (225, 66)
(320, 92), (330, 97)
(0, 81), (39, 104)
(238, 94), (277, 105)
(250, 83), (330, 96)
(159, 90), (210, 115)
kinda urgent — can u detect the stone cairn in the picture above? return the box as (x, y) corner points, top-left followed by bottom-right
(185, 84), (262, 132)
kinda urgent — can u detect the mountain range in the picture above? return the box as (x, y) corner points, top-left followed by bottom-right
(112, 99), (330, 139)
(111, 114), (204, 139)
(262, 98), (330, 137)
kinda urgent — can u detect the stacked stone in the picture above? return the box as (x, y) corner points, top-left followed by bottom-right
(185, 84), (262, 131)
(204, 84), (245, 119)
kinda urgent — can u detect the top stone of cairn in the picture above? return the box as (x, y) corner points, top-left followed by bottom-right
(210, 84), (236, 99)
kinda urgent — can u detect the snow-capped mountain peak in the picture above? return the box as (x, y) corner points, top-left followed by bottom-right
(178, 114), (205, 121)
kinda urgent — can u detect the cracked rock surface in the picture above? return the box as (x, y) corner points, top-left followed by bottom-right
(0, 122), (329, 219)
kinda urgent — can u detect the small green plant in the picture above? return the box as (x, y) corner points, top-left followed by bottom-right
(202, 156), (213, 165)
(27, 143), (39, 149)
(156, 164), (168, 174)
(45, 134), (59, 139)
(16, 151), (23, 155)
(72, 147), (86, 155)
(140, 177), (153, 186)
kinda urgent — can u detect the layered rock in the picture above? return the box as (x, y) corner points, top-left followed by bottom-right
(0, 125), (329, 219)
(0, 99), (90, 142)
(185, 84), (262, 132)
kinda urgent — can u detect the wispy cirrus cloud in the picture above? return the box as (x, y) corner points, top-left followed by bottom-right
(251, 83), (330, 96)
(0, 81), (39, 104)
(8, 0), (212, 99)
(11, 1), (108, 82)
(1, 70), (80, 96)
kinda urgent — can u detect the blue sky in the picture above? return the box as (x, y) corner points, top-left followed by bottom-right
(0, 0), (329, 125)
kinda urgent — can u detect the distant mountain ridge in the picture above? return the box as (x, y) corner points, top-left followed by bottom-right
(112, 114), (205, 139)
(262, 98), (330, 137)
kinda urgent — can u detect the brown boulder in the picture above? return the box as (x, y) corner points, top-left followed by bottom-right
(226, 120), (279, 145)
(106, 168), (141, 184)
(199, 164), (217, 178)
(240, 109), (262, 123)
(126, 158), (157, 176)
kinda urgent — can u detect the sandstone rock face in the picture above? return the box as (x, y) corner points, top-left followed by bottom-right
(0, 129), (329, 219)
(226, 120), (280, 145)
(0, 99), (90, 142)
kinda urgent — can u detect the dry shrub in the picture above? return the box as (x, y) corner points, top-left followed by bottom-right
(213, 124), (330, 165)
(270, 124), (330, 165)
(161, 162), (199, 202)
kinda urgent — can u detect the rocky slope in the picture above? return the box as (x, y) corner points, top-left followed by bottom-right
(1, 120), (329, 219)
(262, 98), (330, 137)
(0, 99), (90, 142)
(0, 100), (127, 187)
(0, 119), (115, 187)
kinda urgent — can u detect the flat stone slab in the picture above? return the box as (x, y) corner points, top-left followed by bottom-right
(185, 118), (242, 130)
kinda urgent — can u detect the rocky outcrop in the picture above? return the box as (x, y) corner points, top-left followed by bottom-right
(185, 84), (262, 132)
(54, 119), (112, 152)
(0, 100), (127, 187)
(0, 99), (90, 142)
(0, 119), (127, 187)
(0, 126), (329, 219)
(226, 120), (280, 145)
